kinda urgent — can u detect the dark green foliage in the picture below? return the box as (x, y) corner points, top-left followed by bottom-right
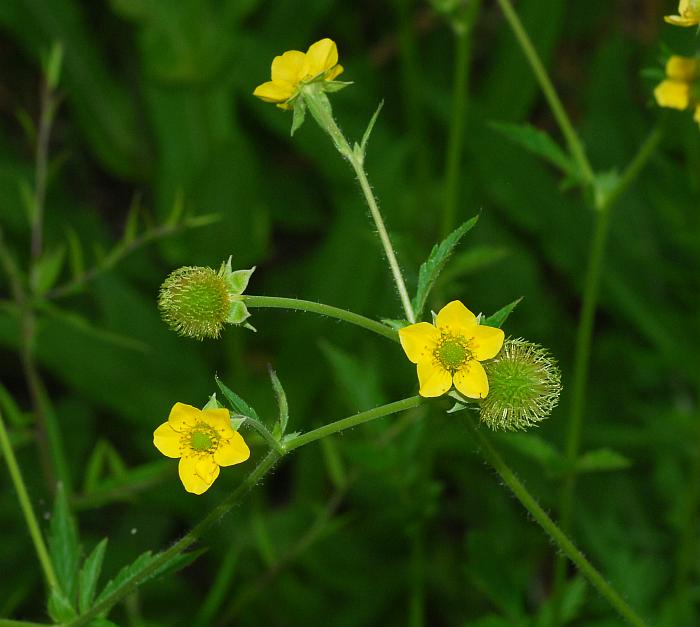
(1, 1), (699, 625)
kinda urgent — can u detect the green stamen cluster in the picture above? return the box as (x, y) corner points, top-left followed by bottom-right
(158, 266), (231, 340)
(189, 424), (219, 452)
(435, 334), (471, 371)
(480, 338), (562, 431)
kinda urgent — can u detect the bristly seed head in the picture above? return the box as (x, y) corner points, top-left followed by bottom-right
(479, 338), (562, 431)
(158, 266), (230, 341)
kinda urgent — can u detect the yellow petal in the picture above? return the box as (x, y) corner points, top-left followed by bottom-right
(453, 361), (489, 399)
(666, 56), (700, 81)
(153, 423), (182, 458)
(195, 456), (220, 483)
(435, 300), (477, 333)
(168, 403), (200, 432)
(664, 15), (699, 25)
(325, 64), (344, 81)
(417, 358), (452, 397)
(470, 325), (505, 361)
(399, 322), (440, 363)
(654, 80), (690, 110)
(214, 432), (251, 467)
(202, 408), (233, 437)
(253, 80), (295, 103)
(270, 50), (306, 83)
(304, 38), (339, 77)
(178, 456), (213, 494)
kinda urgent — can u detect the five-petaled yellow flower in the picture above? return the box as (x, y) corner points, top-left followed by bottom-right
(664, 0), (700, 26)
(654, 56), (700, 126)
(154, 403), (250, 495)
(399, 301), (505, 399)
(253, 38), (343, 109)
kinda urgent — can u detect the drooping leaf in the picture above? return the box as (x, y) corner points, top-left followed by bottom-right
(79, 538), (108, 613)
(48, 482), (80, 603)
(489, 121), (581, 181)
(215, 375), (261, 421)
(412, 216), (479, 319)
(481, 298), (522, 329)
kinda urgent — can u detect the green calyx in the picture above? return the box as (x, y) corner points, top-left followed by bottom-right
(158, 258), (256, 340)
(480, 338), (562, 431)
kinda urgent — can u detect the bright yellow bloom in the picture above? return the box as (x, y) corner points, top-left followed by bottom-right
(253, 38), (344, 109)
(664, 0), (700, 26)
(654, 56), (700, 127)
(154, 403), (250, 495)
(399, 301), (505, 399)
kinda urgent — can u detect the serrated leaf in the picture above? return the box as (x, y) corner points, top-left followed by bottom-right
(481, 298), (522, 329)
(32, 245), (66, 295)
(94, 551), (154, 607)
(47, 588), (77, 622)
(269, 368), (289, 437)
(575, 448), (631, 473)
(489, 121), (581, 180)
(79, 538), (108, 613)
(215, 375), (260, 421)
(412, 216), (479, 319)
(48, 482), (80, 603)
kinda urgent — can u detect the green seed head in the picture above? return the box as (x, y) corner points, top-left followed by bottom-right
(158, 266), (230, 340)
(480, 338), (562, 431)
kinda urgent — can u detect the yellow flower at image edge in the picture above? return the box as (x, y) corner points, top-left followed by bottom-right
(154, 403), (250, 495)
(654, 56), (700, 127)
(664, 0), (700, 26)
(399, 301), (505, 399)
(253, 38), (343, 109)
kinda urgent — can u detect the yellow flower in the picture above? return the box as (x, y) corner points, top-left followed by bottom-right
(154, 403), (250, 495)
(664, 0), (700, 26)
(253, 38), (344, 109)
(399, 301), (505, 399)
(654, 56), (700, 126)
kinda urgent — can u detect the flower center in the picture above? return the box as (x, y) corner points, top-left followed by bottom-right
(189, 424), (219, 452)
(435, 334), (471, 371)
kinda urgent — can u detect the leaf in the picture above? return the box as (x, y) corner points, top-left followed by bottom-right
(358, 100), (384, 157)
(499, 433), (564, 471)
(48, 482), (80, 603)
(165, 189), (185, 227)
(215, 375), (260, 421)
(79, 538), (108, 613)
(268, 368), (289, 437)
(381, 318), (410, 330)
(0, 383), (31, 426)
(481, 298), (522, 329)
(290, 98), (306, 136)
(575, 448), (632, 473)
(47, 588), (77, 622)
(94, 551), (154, 607)
(412, 216), (479, 318)
(31, 245), (66, 295)
(489, 121), (581, 180)
(203, 393), (223, 410)
(83, 440), (127, 494)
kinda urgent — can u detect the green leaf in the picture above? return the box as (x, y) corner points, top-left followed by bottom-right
(215, 375), (261, 421)
(575, 448), (632, 473)
(0, 383), (31, 426)
(94, 551), (154, 607)
(226, 300), (251, 325)
(489, 121), (581, 181)
(65, 227), (85, 280)
(83, 440), (127, 494)
(320, 340), (384, 410)
(381, 318), (410, 330)
(203, 393), (223, 410)
(481, 298), (522, 329)
(31, 245), (66, 295)
(79, 538), (108, 613)
(47, 588), (77, 622)
(499, 433), (564, 471)
(269, 368), (289, 438)
(48, 482), (80, 603)
(228, 267), (255, 295)
(358, 100), (384, 156)
(290, 98), (306, 136)
(44, 41), (64, 90)
(412, 216), (479, 318)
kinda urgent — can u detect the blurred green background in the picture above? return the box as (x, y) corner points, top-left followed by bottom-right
(1, 0), (699, 625)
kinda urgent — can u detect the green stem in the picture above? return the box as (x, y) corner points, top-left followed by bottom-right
(284, 396), (422, 452)
(441, 2), (480, 238)
(495, 0), (595, 186)
(0, 410), (59, 591)
(244, 416), (284, 456)
(303, 87), (416, 323)
(462, 414), (648, 627)
(66, 397), (421, 624)
(243, 295), (399, 342)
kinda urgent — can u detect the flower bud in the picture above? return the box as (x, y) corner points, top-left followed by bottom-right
(479, 339), (562, 431)
(158, 259), (255, 340)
